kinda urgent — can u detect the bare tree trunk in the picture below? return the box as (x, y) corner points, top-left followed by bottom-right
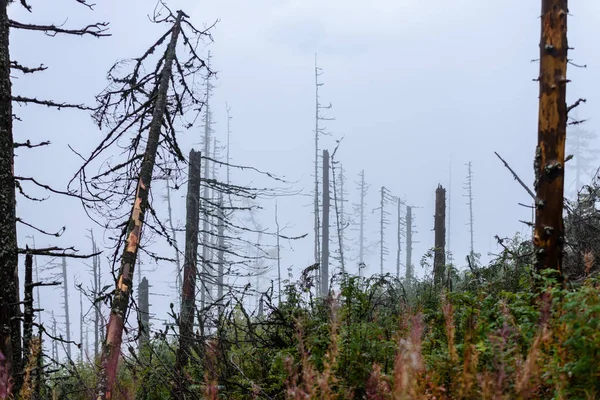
(434, 185), (446, 288)
(61, 257), (71, 360)
(405, 206), (413, 283)
(216, 193), (225, 314)
(332, 158), (346, 274)
(79, 290), (83, 363)
(358, 170), (366, 276)
(314, 55), (322, 291)
(175, 149), (201, 391)
(0, 2), (20, 389)
(90, 230), (99, 361)
(23, 251), (33, 364)
(201, 52), (212, 310)
(321, 150), (330, 297)
(275, 202), (282, 305)
(166, 180), (182, 301)
(447, 158), (453, 265)
(534, 0), (568, 280)
(96, 12), (184, 399)
(464, 162), (475, 263)
(137, 278), (149, 348)
(396, 199), (402, 280)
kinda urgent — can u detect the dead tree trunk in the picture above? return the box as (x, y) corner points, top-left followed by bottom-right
(405, 206), (413, 283)
(216, 192), (225, 313)
(0, 2), (20, 388)
(23, 251), (33, 363)
(275, 202), (282, 305)
(433, 185), (446, 288)
(166, 180), (182, 300)
(90, 230), (100, 361)
(79, 290), (83, 363)
(464, 162), (475, 263)
(137, 278), (149, 348)
(61, 257), (71, 360)
(96, 12), (184, 399)
(396, 198), (402, 280)
(357, 170), (367, 276)
(175, 149), (201, 388)
(534, 0), (568, 280)
(321, 149), (330, 297)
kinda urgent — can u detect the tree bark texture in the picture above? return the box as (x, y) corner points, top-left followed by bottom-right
(433, 185), (446, 288)
(534, 0), (568, 279)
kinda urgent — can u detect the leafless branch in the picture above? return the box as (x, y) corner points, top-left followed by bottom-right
(14, 140), (51, 149)
(10, 61), (47, 73)
(567, 98), (587, 114)
(12, 95), (93, 110)
(8, 19), (110, 37)
(494, 151), (535, 199)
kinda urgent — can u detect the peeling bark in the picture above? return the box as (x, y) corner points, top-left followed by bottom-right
(95, 11), (184, 400)
(534, 0), (568, 280)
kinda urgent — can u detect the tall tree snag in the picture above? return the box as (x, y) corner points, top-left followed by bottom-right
(534, 0), (568, 280)
(434, 185), (446, 288)
(96, 11), (184, 400)
(176, 149), (201, 393)
(321, 149), (330, 297)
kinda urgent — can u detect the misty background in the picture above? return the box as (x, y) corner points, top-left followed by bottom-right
(10, 0), (599, 358)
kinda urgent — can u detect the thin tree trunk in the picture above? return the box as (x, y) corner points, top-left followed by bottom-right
(314, 55), (321, 291)
(137, 278), (149, 347)
(332, 159), (346, 274)
(405, 206), (413, 283)
(433, 185), (446, 288)
(534, 0), (568, 279)
(465, 162), (475, 262)
(175, 149), (201, 393)
(79, 290), (83, 363)
(358, 170), (366, 276)
(275, 202), (282, 305)
(216, 193), (225, 314)
(96, 12), (184, 399)
(200, 52), (212, 311)
(321, 149), (330, 296)
(90, 230), (99, 361)
(166, 180), (182, 301)
(61, 257), (71, 360)
(396, 199), (402, 280)
(23, 251), (33, 364)
(0, 1), (20, 390)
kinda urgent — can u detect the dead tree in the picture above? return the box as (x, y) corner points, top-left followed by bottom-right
(405, 206), (413, 283)
(321, 149), (330, 296)
(275, 202), (282, 304)
(378, 186), (392, 275)
(447, 158), (453, 265)
(396, 198), (403, 280)
(354, 170), (369, 276)
(201, 52), (215, 310)
(165, 179), (182, 300)
(567, 125), (598, 193)
(137, 278), (149, 347)
(61, 257), (71, 360)
(463, 162), (475, 263)
(176, 149), (201, 384)
(434, 185), (446, 288)
(216, 193), (226, 310)
(534, 0), (569, 279)
(67, 10), (213, 398)
(23, 251), (34, 364)
(313, 54), (334, 287)
(331, 144), (348, 274)
(0, 1), (107, 387)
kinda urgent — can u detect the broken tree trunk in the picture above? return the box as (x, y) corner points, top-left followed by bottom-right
(321, 149), (330, 297)
(533, 0), (568, 281)
(96, 12), (184, 400)
(137, 278), (149, 347)
(433, 185), (446, 288)
(175, 149), (201, 390)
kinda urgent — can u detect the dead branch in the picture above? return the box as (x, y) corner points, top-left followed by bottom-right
(567, 98), (587, 114)
(18, 247), (101, 259)
(12, 95), (93, 110)
(10, 61), (46, 74)
(13, 140), (51, 149)
(8, 19), (109, 37)
(494, 151), (535, 199)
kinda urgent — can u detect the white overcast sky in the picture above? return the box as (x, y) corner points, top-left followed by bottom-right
(9, 0), (600, 356)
